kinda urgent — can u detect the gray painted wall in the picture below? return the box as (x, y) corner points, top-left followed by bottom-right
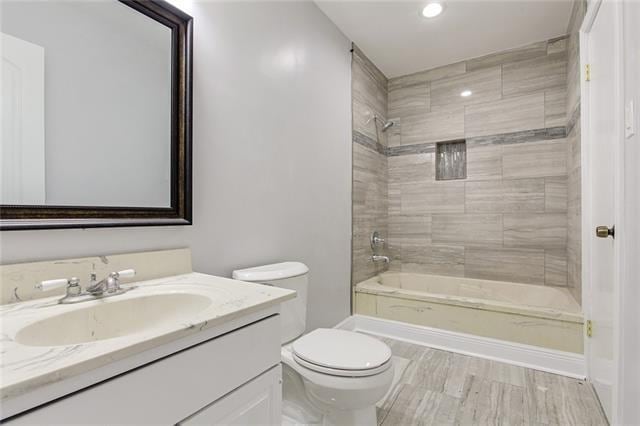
(0, 1), (352, 331)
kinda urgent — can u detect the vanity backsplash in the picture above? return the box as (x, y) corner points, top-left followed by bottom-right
(0, 248), (192, 304)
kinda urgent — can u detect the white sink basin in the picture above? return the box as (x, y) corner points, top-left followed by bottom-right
(15, 293), (212, 347)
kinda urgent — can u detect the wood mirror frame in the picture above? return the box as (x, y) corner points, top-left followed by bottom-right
(0, 0), (193, 230)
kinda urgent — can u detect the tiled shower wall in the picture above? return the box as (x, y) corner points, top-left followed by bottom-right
(352, 46), (389, 284)
(384, 36), (571, 287)
(566, 0), (587, 303)
(352, 31), (583, 293)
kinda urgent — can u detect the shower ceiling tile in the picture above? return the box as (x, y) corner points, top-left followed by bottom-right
(465, 93), (545, 138)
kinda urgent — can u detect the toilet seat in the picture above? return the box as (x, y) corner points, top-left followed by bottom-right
(291, 329), (392, 377)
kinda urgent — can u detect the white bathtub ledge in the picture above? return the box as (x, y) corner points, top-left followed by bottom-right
(355, 282), (583, 324)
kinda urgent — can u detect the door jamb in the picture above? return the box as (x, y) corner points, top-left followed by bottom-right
(579, 0), (625, 423)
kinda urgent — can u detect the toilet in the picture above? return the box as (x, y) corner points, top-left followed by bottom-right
(232, 262), (394, 425)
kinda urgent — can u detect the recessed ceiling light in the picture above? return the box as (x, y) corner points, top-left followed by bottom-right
(422, 2), (443, 18)
(460, 90), (472, 97)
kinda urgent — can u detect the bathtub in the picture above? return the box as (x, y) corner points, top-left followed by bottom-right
(354, 272), (583, 354)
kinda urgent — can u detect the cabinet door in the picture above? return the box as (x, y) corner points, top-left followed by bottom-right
(180, 365), (282, 426)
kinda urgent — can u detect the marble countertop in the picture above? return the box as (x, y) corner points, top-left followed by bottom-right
(0, 272), (295, 405)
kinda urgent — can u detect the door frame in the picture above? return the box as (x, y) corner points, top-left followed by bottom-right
(579, 0), (625, 422)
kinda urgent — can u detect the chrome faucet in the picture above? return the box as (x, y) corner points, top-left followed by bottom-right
(370, 255), (390, 263)
(36, 269), (136, 304)
(86, 270), (135, 295)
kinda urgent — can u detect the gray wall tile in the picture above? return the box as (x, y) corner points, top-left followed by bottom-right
(465, 40), (548, 71)
(465, 93), (545, 138)
(503, 178), (546, 212)
(545, 177), (568, 212)
(545, 249), (568, 286)
(503, 213), (567, 249)
(351, 34), (580, 293)
(545, 86), (568, 127)
(388, 83), (430, 117)
(465, 247), (545, 284)
(351, 47), (389, 284)
(502, 139), (567, 178)
(465, 180), (503, 213)
(401, 244), (465, 276)
(466, 145), (503, 181)
(432, 214), (503, 248)
(388, 62), (466, 90)
(401, 181), (465, 214)
(502, 54), (567, 98)
(389, 153), (433, 184)
(547, 36), (568, 55)
(431, 67), (502, 108)
(464, 179), (545, 213)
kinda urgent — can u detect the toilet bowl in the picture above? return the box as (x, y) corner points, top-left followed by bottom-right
(232, 262), (393, 425)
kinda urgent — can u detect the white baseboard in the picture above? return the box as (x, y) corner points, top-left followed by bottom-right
(334, 314), (586, 379)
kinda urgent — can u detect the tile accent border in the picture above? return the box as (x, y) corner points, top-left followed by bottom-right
(467, 126), (567, 147)
(352, 130), (387, 155)
(335, 314), (586, 379)
(354, 126), (567, 157)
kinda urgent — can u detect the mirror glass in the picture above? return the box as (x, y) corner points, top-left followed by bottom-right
(1, 1), (172, 208)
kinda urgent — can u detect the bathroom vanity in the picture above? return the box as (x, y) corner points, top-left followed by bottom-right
(0, 251), (295, 424)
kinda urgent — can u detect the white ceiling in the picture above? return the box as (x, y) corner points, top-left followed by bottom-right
(315, 0), (573, 78)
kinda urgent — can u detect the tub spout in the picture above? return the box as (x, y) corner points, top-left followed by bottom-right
(370, 255), (390, 263)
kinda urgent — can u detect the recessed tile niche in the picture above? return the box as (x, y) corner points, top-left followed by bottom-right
(436, 140), (467, 181)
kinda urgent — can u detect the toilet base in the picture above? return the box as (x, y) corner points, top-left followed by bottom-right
(281, 360), (382, 426)
(282, 406), (377, 426)
(323, 406), (377, 426)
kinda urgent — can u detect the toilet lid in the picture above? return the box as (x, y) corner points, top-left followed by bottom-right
(292, 329), (392, 375)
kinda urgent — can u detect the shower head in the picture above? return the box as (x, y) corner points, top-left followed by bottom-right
(373, 115), (394, 132)
(381, 120), (395, 132)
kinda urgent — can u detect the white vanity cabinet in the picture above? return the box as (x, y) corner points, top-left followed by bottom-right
(6, 315), (283, 425)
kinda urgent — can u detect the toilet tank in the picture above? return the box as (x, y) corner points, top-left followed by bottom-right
(232, 262), (309, 344)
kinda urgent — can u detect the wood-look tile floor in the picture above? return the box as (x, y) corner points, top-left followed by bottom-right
(374, 336), (608, 426)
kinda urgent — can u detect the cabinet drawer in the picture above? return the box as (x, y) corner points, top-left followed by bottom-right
(8, 315), (281, 425)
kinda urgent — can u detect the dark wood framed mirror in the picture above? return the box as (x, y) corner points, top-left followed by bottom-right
(0, 0), (192, 230)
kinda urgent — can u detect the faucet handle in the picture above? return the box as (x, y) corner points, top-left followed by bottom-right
(116, 269), (136, 279)
(36, 278), (70, 292)
(36, 277), (80, 292)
